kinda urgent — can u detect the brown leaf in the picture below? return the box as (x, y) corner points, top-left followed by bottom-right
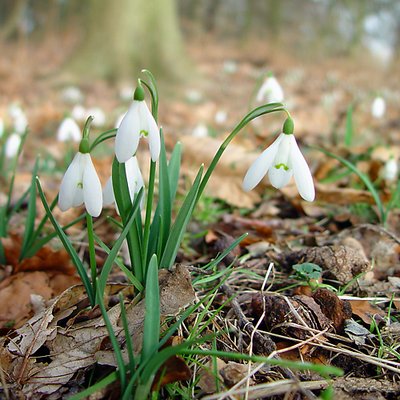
(152, 354), (191, 391)
(1, 235), (75, 275)
(350, 300), (386, 324)
(0, 266), (195, 397)
(0, 271), (80, 329)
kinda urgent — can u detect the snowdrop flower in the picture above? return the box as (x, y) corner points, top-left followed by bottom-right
(371, 96), (386, 119)
(58, 117), (102, 217)
(115, 84), (160, 163)
(192, 124), (208, 138)
(87, 107), (106, 127)
(119, 86), (134, 101)
(243, 118), (315, 202)
(383, 156), (398, 182)
(72, 105), (87, 122)
(5, 133), (21, 158)
(61, 86), (84, 104)
(215, 110), (227, 125)
(8, 105), (28, 134)
(57, 117), (81, 142)
(0, 118), (4, 138)
(103, 156), (144, 209)
(256, 74), (284, 104)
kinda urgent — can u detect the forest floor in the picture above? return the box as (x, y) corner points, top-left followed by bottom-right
(1, 33), (400, 399)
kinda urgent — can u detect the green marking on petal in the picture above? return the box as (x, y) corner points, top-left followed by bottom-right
(140, 129), (148, 137)
(77, 182), (83, 189)
(274, 163), (289, 171)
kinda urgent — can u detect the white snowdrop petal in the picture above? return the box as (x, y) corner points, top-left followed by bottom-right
(242, 134), (283, 191)
(289, 136), (315, 202)
(115, 102), (141, 163)
(268, 166), (292, 189)
(5, 133), (21, 158)
(103, 177), (115, 206)
(57, 118), (81, 142)
(58, 153), (83, 211)
(140, 102), (160, 162)
(82, 154), (103, 217)
(131, 156), (144, 192)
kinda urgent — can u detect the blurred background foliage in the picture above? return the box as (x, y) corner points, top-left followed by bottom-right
(0, 0), (398, 81)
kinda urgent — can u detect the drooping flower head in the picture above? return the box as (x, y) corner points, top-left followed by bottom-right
(371, 96), (386, 119)
(243, 117), (315, 202)
(58, 117), (103, 217)
(115, 83), (160, 163)
(103, 156), (144, 211)
(256, 73), (284, 104)
(5, 133), (22, 158)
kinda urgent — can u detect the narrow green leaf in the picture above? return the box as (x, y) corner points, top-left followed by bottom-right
(97, 189), (143, 298)
(197, 103), (286, 202)
(141, 69), (159, 121)
(317, 148), (384, 222)
(344, 104), (353, 147)
(89, 128), (117, 152)
(69, 372), (118, 400)
(25, 213), (86, 258)
(96, 283), (126, 391)
(156, 130), (171, 254)
(93, 233), (143, 292)
(141, 254), (160, 361)
(86, 214), (97, 298)
(160, 166), (203, 268)
(20, 159), (40, 260)
(36, 177), (94, 305)
(119, 292), (136, 373)
(112, 156), (143, 281)
(167, 142), (182, 204)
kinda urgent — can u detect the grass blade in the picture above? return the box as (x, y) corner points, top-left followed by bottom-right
(97, 189), (143, 298)
(20, 158), (40, 260)
(141, 254), (160, 360)
(160, 166), (203, 268)
(96, 283), (126, 391)
(36, 177), (94, 305)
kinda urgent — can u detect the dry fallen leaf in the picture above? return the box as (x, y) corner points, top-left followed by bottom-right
(1, 265), (195, 398)
(349, 300), (386, 325)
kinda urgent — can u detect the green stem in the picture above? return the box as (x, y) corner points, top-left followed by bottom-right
(86, 213), (97, 298)
(142, 160), (156, 273)
(89, 128), (117, 152)
(197, 104), (287, 201)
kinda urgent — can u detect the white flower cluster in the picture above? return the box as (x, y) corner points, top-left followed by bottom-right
(58, 84), (315, 218)
(58, 90), (159, 217)
(2, 104), (29, 158)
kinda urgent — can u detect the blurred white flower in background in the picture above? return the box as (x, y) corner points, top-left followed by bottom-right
(8, 104), (28, 134)
(57, 117), (81, 142)
(215, 110), (227, 125)
(119, 86), (134, 101)
(87, 107), (106, 127)
(256, 75), (284, 104)
(61, 86), (84, 104)
(185, 89), (203, 104)
(71, 105), (87, 122)
(223, 60), (238, 74)
(371, 96), (386, 119)
(0, 118), (4, 138)
(5, 133), (22, 158)
(383, 156), (398, 182)
(192, 124), (208, 138)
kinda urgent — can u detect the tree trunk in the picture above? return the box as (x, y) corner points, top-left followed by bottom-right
(69, 0), (188, 81)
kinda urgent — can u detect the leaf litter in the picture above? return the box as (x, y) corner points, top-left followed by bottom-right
(1, 36), (400, 399)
